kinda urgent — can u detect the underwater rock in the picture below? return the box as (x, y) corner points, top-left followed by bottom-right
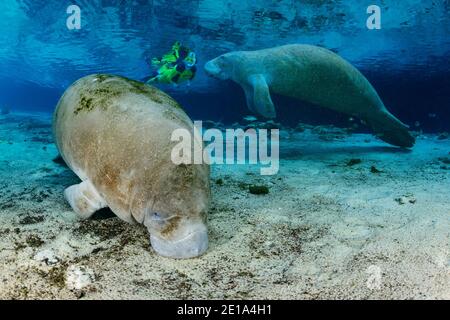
(242, 119), (283, 130)
(53, 74), (210, 259)
(228, 120), (283, 130)
(249, 185), (269, 195)
(280, 130), (291, 140)
(294, 123), (306, 132)
(215, 178), (224, 186)
(437, 132), (449, 140)
(65, 265), (95, 291)
(438, 157), (450, 165)
(370, 166), (382, 174)
(312, 125), (350, 140)
(395, 194), (416, 205)
(34, 249), (60, 266)
(346, 158), (362, 166)
(318, 134), (341, 141)
(261, 120), (281, 129)
(205, 44), (415, 148)
(311, 125), (350, 141)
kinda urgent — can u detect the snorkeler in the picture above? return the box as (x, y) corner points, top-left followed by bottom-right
(144, 41), (197, 85)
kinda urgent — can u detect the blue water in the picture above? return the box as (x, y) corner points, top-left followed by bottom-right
(0, 0), (449, 130)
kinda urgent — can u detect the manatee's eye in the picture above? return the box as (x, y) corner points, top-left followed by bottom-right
(144, 210), (175, 231)
(150, 212), (167, 226)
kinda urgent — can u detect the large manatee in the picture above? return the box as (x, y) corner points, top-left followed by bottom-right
(205, 44), (415, 148)
(53, 74), (210, 259)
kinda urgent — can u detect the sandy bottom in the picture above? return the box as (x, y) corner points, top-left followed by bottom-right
(0, 112), (448, 299)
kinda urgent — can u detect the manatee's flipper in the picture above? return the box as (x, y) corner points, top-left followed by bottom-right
(243, 85), (257, 114)
(366, 111), (415, 148)
(248, 74), (276, 119)
(64, 180), (107, 219)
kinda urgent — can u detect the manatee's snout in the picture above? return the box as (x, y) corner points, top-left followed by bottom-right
(204, 58), (228, 80)
(204, 60), (220, 77)
(149, 221), (208, 259)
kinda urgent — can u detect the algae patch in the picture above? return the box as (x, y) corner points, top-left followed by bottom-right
(74, 95), (95, 115)
(249, 185), (269, 195)
(25, 234), (45, 247)
(73, 75), (183, 116)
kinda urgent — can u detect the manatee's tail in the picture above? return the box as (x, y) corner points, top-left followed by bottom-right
(366, 111), (415, 148)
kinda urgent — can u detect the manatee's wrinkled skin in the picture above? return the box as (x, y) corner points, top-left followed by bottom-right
(205, 44), (415, 148)
(53, 74), (210, 259)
